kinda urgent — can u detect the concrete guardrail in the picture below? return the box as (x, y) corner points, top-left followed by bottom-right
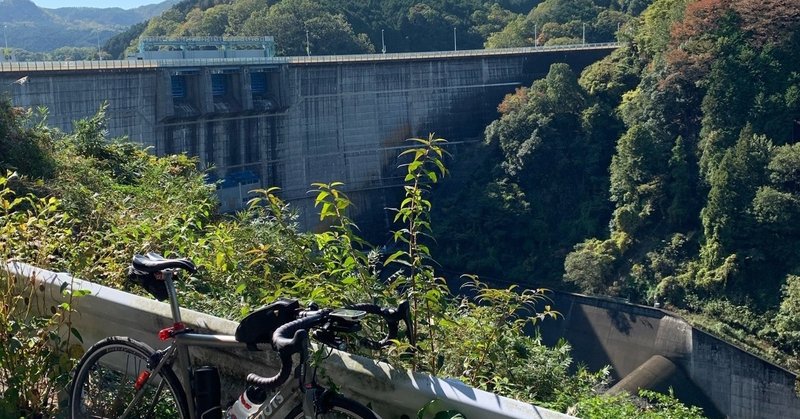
(4, 261), (573, 419)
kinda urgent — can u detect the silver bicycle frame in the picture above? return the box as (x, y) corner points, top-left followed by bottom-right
(134, 270), (304, 419)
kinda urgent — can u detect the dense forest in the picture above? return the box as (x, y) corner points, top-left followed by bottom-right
(433, 0), (800, 371)
(105, 0), (641, 58)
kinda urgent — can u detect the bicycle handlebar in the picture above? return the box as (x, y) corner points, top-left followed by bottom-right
(245, 313), (324, 388)
(348, 300), (415, 348)
(245, 301), (413, 391)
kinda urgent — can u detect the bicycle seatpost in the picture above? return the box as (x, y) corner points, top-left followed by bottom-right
(162, 269), (181, 323)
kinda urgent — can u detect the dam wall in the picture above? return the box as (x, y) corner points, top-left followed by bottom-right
(0, 45), (615, 232)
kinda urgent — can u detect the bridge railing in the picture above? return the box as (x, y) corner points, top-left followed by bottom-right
(0, 42), (621, 73)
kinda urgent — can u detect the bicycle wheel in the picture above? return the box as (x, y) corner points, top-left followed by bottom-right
(285, 394), (381, 419)
(70, 336), (190, 419)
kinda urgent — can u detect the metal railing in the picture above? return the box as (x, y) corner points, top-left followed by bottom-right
(0, 42), (621, 73)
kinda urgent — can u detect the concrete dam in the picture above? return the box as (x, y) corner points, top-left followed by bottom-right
(0, 43), (616, 232)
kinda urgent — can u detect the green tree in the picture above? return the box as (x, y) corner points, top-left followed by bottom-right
(634, 0), (688, 59)
(471, 3), (520, 39)
(485, 15), (535, 47)
(0, 101), (55, 180)
(773, 275), (800, 354)
(699, 127), (771, 279)
(226, 0), (267, 35)
(241, 0), (374, 55)
(529, 0), (599, 25)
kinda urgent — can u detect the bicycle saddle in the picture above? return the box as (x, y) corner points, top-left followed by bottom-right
(132, 252), (197, 274)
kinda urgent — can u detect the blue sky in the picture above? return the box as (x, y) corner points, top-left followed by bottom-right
(32, 1), (163, 9)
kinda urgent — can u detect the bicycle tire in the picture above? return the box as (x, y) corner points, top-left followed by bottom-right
(69, 336), (190, 419)
(284, 394), (381, 419)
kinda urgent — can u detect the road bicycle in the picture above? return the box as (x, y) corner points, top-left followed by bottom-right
(69, 253), (413, 419)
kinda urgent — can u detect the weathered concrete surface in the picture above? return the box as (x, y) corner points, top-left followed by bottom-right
(4, 261), (574, 419)
(539, 292), (800, 419)
(607, 355), (679, 395)
(0, 46), (614, 233)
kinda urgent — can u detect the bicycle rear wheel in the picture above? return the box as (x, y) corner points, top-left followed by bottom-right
(69, 336), (189, 419)
(285, 394), (381, 419)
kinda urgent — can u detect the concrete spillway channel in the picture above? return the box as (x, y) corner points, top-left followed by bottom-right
(538, 292), (800, 418)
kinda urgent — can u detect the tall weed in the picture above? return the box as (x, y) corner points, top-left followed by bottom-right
(0, 173), (84, 417)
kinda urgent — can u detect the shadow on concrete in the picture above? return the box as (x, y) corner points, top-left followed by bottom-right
(607, 309), (633, 335)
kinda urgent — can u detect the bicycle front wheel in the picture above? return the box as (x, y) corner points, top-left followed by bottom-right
(285, 394), (381, 419)
(69, 336), (189, 419)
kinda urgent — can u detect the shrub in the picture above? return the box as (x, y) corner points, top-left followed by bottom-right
(0, 173), (84, 417)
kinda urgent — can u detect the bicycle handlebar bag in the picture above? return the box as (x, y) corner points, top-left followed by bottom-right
(235, 298), (300, 345)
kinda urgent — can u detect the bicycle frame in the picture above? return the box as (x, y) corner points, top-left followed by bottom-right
(131, 270), (310, 419)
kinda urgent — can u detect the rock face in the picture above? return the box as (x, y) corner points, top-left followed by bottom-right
(0, 0), (176, 52)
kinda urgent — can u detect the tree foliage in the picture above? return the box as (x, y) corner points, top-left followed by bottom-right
(130, 0), (646, 55)
(547, 0), (800, 370)
(434, 0), (800, 373)
(487, 0), (645, 48)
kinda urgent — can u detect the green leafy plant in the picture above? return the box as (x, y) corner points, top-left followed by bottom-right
(417, 399), (466, 419)
(0, 173), (85, 417)
(384, 135), (452, 370)
(571, 388), (706, 419)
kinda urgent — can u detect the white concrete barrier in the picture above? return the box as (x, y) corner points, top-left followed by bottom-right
(5, 261), (573, 419)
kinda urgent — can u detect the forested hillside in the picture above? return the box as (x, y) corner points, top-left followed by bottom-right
(0, 0), (176, 53)
(432, 0), (800, 370)
(109, 0), (644, 58)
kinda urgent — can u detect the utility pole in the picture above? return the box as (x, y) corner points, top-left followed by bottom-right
(534, 23), (538, 47)
(453, 27), (457, 51)
(305, 29), (310, 56)
(96, 31), (102, 60)
(3, 25), (7, 60)
(583, 23), (586, 45)
(381, 29), (386, 54)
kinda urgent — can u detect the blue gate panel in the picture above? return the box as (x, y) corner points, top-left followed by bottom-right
(251, 72), (267, 94)
(211, 74), (227, 96)
(170, 76), (186, 98)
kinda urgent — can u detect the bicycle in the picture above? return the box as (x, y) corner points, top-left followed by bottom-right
(69, 253), (414, 419)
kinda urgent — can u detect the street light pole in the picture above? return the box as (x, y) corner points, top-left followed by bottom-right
(534, 23), (537, 47)
(381, 29), (386, 54)
(96, 32), (102, 60)
(305, 29), (310, 56)
(583, 23), (586, 44)
(453, 27), (457, 51)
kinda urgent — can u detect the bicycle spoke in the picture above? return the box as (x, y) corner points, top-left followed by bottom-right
(71, 338), (187, 419)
